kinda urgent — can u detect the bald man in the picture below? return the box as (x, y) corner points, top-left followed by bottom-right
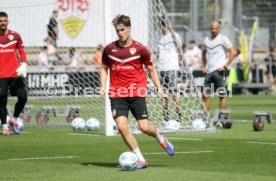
(202, 21), (236, 111)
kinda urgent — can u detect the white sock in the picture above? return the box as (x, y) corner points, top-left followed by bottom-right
(132, 147), (145, 162)
(156, 132), (164, 144)
(2, 124), (9, 129)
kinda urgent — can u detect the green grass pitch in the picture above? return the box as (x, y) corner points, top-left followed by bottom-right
(1, 95), (276, 181)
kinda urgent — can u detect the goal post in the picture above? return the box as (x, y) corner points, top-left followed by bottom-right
(3, 0), (212, 134)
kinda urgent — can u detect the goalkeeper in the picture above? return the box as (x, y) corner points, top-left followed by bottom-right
(156, 21), (182, 122)
(0, 12), (28, 136)
(100, 15), (174, 170)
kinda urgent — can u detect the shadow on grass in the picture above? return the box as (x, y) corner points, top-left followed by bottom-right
(69, 132), (105, 136)
(81, 162), (168, 169)
(250, 129), (276, 132)
(81, 162), (118, 168)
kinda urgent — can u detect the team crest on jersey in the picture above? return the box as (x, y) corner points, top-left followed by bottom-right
(129, 48), (136, 55)
(58, 0), (90, 38)
(8, 35), (14, 41)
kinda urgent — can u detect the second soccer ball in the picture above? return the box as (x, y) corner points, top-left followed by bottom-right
(86, 118), (100, 131)
(71, 117), (86, 131)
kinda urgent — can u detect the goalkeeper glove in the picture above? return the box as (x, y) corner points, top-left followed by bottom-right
(16, 62), (27, 77)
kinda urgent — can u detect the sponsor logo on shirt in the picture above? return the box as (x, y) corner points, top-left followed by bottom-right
(111, 49), (117, 52)
(0, 49), (15, 53)
(112, 65), (135, 70)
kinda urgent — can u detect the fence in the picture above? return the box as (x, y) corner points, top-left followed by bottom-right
(161, 0), (276, 50)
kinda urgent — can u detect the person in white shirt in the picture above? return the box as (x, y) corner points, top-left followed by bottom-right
(186, 40), (202, 71)
(65, 47), (84, 71)
(44, 37), (59, 64)
(202, 21), (236, 110)
(156, 21), (182, 122)
(38, 46), (53, 72)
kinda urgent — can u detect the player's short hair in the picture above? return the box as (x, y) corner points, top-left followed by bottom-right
(96, 44), (103, 50)
(236, 48), (241, 55)
(159, 13), (167, 27)
(160, 19), (172, 33)
(161, 19), (167, 27)
(182, 43), (186, 49)
(42, 46), (48, 50)
(112, 15), (131, 27)
(198, 44), (204, 49)
(189, 40), (196, 44)
(0, 12), (8, 18)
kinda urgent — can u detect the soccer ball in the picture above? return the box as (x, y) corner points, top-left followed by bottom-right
(71, 117), (86, 131)
(166, 120), (180, 130)
(192, 119), (206, 129)
(118, 152), (138, 171)
(16, 117), (24, 131)
(215, 122), (223, 128)
(86, 118), (100, 131)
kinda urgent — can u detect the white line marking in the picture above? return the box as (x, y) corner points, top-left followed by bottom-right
(7, 156), (79, 161)
(68, 133), (101, 136)
(166, 137), (202, 141)
(144, 150), (214, 155)
(246, 142), (276, 145)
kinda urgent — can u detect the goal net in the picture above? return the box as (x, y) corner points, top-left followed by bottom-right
(2, 0), (212, 134)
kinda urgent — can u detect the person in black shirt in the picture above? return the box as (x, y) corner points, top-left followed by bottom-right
(264, 47), (276, 83)
(47, 10), (58, 48)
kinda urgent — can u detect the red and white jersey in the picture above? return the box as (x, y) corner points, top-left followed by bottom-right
(0, 30), (26, 78)
(102, 40), (152, 98)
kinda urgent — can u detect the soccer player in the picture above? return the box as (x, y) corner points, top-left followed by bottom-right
(156, 21), (182, 123)
(99, 15), (175, 169)
(202, 21), (236, 110)
(0, 12), (28, 136)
